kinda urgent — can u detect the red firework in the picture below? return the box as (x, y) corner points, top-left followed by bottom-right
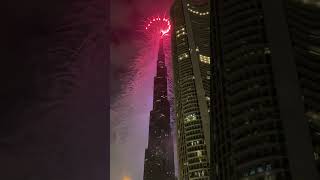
(145, 16), (171, 37)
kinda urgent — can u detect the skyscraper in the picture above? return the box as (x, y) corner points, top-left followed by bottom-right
(285, 0), (320, 173)
(143, 38), (175, 180)
(170, 0), (211, 179)
(210, 0), (320, 180)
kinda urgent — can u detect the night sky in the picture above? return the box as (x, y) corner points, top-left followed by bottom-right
(110, 0), (174, 180)
(1, 0), (107, 179)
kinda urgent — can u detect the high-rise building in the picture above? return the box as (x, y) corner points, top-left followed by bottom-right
(170, 0), (211, 179)
(285, 0), (320, 173)
(210, 0), (320, 180)
(143, 38), (175, 180)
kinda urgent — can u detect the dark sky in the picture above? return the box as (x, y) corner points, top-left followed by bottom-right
(1, 0), (107, 179)
(110, 0), (173, 180)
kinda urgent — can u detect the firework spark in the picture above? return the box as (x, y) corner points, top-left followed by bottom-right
(145, 16), (171, 36)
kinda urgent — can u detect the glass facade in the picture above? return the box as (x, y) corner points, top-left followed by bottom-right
(285, 0), (320, 173)
(171, 0), (211, 179)
(210, 0), (320, 180)
(210, 1), (290, 179)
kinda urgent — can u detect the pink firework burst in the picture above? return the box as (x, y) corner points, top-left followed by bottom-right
(145, 16), (171, 37)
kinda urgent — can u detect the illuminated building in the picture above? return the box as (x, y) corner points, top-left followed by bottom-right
(210, 0), (320, 180)
(143, 38), (175, 180)
(170, 0), (211, 179)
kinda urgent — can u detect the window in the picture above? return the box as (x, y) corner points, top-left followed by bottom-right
(249, 169), (255, 175)
(178, 53), (189, 61)
(184, 114), (197, 123)
(264, 47), (271, 54)
(199, 54), (210, 64)
(314, 152), (319, 160)
(266, 164), (272, 171)
(197, 150), (202, 157)
(176, 27), (187, 38)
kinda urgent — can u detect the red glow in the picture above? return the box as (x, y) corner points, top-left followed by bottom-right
(145, 16), (171, 37)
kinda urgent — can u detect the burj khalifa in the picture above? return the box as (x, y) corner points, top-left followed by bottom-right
(143, 38), (175, 180)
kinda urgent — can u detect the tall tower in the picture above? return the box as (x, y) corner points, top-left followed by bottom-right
(210, 0), (320, 180)
(143, 38), (175, 180)
(170, 0), (211, 179)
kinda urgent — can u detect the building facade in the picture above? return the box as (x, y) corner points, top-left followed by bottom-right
(285, 0), (320, 173)
(143, 38), (175, 180)
(210, 0), (320, 180)
(170, 0), (211, 179)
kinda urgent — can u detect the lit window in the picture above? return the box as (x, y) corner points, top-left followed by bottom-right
(178, 53), (189, 61)
(188, 8), (210, 16)
(197, 150), (202, 157)
(176, 27), (186, 38)
(184, 114), (197, 123)
(199, 54), (211, 64)
(314, 152), (319, 160)
(264, 47), (271, 54)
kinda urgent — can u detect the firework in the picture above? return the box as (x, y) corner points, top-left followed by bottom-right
(145, 16), (171, 36)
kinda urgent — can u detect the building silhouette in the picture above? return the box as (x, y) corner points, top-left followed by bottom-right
(210, 1), (320, 180)
(143, 38), (175, 180)
(170, 0), (211, 179)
